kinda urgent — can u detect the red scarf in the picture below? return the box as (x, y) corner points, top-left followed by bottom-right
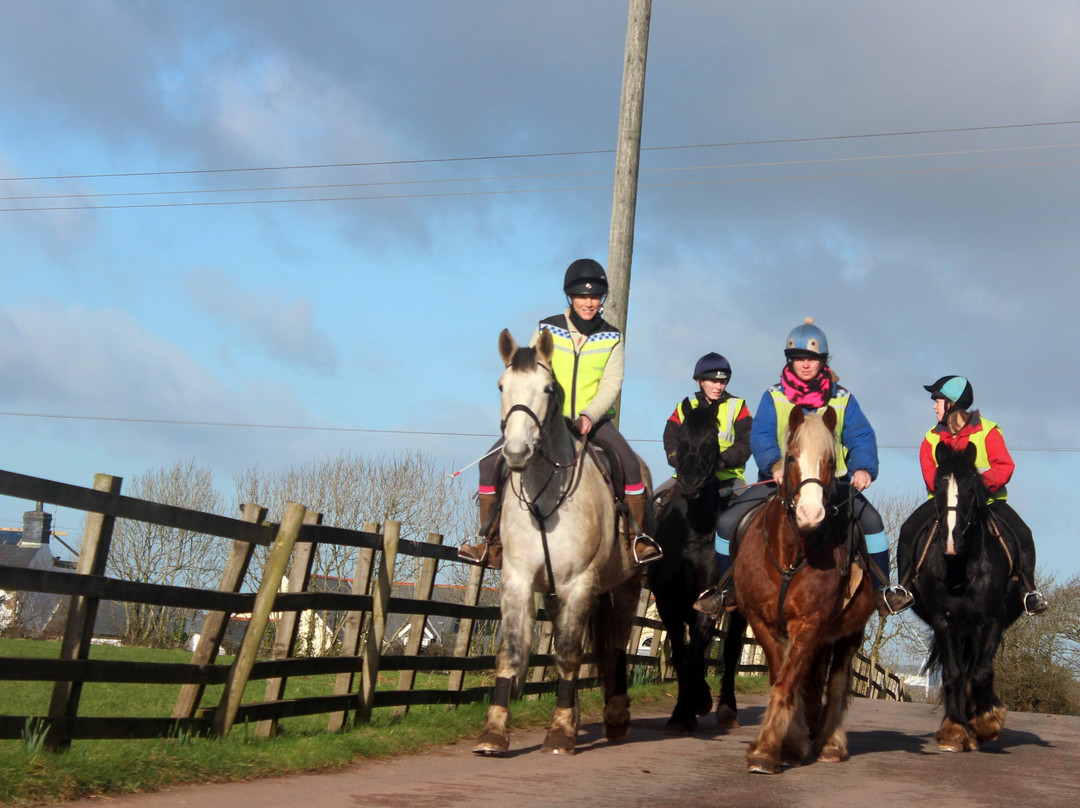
(780, 364), (834, 409)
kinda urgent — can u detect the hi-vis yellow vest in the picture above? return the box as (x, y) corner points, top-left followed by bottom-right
(540, 318), (620, 419)
(924, 418), (1007, 502)
(677, 395), (747, 483)
(769, 386), (851, 477)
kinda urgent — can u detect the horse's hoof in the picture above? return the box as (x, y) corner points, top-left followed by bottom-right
(936, 720), (976, 752)
(474, 729), (510, 756)
(715, 703), (740, 729)
(664, 717), (695, 736)
(971, 705), (1006, 743)
(603, 694), (631, 742)
(541, 740), (576, 755)
(747, 758), (778, 775)
(816, 745), (848, 764)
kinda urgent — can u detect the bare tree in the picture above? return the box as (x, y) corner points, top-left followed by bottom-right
(233, 451), (474, 652)
(995, 572), (1080, 714)
(106, 459), (228, 647)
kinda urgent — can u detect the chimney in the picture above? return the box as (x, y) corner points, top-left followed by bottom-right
(21, 503), (52, 548)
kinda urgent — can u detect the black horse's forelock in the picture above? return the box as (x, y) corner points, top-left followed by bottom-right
(508, 345), (564, 417)
(509, 345), (539, 372)
(675, 404), (720, 484)
(933, 446), (990, 507)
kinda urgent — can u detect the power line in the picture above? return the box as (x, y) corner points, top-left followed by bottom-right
(3, 119), (1079, 184)
(4, 141), (1078, 204)
(1, 410), (1076, 453)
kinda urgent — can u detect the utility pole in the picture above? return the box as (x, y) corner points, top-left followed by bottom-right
(605, 0), (651, 427)
(605, 0), (652, 335)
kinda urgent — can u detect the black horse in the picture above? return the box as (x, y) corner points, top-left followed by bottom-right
(909, 442), (1024, 751)
(648, 401), (748, 734)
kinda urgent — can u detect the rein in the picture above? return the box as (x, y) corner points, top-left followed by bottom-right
(502, 363), (589, 597)
(766, 451), (849, 636)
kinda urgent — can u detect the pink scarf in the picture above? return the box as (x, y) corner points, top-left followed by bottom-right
(780, 364), (834, 409)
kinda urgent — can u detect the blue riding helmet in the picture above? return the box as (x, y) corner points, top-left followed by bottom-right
(784, 317), (829, 361)
(924, 375), (974, 411)
(693, 352), (732, 381)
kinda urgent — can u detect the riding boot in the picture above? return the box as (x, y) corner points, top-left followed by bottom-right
(692, 583), (736, 615)
(693, 548), (736, 615)
(625, 492), (662, 565)
(457, 493), (502, 570)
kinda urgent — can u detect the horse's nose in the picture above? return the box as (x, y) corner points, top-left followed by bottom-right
(502, 439), (533, 470)
(795, 499), (826, 530)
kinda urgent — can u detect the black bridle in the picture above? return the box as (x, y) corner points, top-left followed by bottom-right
(500, 362), (589, 596)
(765, 449), (848, 635)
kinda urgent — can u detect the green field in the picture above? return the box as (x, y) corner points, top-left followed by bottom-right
(0, 638), (767, 807)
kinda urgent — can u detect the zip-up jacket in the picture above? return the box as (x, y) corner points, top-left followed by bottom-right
(920, 411), (1013, 501)
(663, 391), (752, 483)
(750, 383), (878, 482)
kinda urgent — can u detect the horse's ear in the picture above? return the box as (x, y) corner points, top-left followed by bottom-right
(536, 328), (554, 364)
(935, 441), (948, 465)
(789, 406), (806, 435)
(822, 406), (837, 433)
(498, 329), (517, 366)
(964, 442), (978, 464)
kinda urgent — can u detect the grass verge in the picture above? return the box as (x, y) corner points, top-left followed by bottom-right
(0, 638), (769, 807)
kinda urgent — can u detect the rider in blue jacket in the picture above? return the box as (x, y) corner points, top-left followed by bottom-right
(695, 318), (912, 616)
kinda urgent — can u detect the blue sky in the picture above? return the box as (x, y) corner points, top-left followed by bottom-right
(2, 2), (1078, 582)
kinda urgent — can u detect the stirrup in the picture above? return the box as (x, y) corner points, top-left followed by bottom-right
(633, 534), (663, 565)
(1024, 590), (1049, 616)
(457, 538), (489, 566)
(693, 586), (730, 616)
(879, 585), (914, 616)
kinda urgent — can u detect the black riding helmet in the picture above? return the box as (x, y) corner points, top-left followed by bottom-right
(563, 258), (608, 296)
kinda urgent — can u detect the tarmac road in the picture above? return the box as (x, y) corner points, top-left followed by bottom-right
(55, 695), (1080, 808)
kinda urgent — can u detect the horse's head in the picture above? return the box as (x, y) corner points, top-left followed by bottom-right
(932, 442), (987, 556)
(674, 401), (721, 497)
(781, 407), (837, 531)
(497, 328), (563, 471)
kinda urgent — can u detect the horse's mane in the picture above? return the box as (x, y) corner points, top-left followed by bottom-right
(682, 401), (719, 438)
(790, 411), (835, 461)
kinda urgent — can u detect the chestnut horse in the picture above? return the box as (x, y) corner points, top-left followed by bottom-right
(648, 399), (747, 734)
(474, 329), (647, 756)
(734, 407), (875, 774)
(908, 442), (1023, 751)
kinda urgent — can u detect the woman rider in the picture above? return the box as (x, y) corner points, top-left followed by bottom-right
(662, 352), (753, 592)
(458, 258), (662, 569)
(895, 375), (1048, 615)
(695, 318), (912, 615)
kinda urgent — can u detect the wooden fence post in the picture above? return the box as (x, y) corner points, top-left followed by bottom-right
(447, 563), (487, 693)
(173, 502), (266, 720)
(255, 510), (322, 738)
(393, 532), (444, 717)
(356, 520), (401, 724)
(212, 502), (306, 737)
(46, 473), (122, 751)
(326, 521), (379, 732)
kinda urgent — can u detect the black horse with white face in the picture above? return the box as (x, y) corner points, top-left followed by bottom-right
(648, 400), (747, 734)
(910, 442), (1024, 752)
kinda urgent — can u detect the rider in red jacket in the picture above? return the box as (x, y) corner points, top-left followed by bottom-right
(898, 375), (1048, 615)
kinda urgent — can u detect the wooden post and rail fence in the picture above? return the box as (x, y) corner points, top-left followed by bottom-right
(0, 468), (907, 749)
